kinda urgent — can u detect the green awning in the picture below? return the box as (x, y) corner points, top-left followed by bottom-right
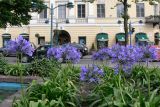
(2, 33), (11, 38)
(96, 33), (108, 41)
(136, 33), (149, 41)
(116, 33), (125, 42)
(20, 33), (29, 36)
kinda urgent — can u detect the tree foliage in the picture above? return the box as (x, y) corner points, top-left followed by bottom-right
(0, 0), (45, 28)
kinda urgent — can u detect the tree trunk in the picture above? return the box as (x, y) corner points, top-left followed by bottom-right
(123, 0), (129, 46)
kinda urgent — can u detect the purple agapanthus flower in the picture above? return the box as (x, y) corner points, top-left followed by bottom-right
(80, 65), (104, 83)
(61, 44), (81, 64)
(109, 45), (137, 74)
(92, 44), (157, 74)
(47, 47), (63, 61)
(47, 44), (81, 64)
(140, 45), (156, 67)
(109, 44), (157, 74)
(6, 35), (34, 56)
(141, 46), (156, 60)
(92, 48), (110, 61)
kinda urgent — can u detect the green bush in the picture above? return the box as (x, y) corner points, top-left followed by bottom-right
(4, 64), (27, 76)
(88, 66), (160, 107)
(26, 58), (61, 77)
(0, 56), (8, 74)
(13, 66), (81, 107)
(12, 65), (160, 107)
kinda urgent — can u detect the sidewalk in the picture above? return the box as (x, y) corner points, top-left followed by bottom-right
(82, 55), (92, 59)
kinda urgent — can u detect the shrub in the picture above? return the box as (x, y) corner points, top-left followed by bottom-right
(26, 58), (61, 77)
(14, 66), (81, 107)
(0, 56), (8, 74)
(4, 64), (27, 76)
(88, 66), (160, 106)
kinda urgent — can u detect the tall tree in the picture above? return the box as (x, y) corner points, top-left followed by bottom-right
(83, 0), (160, 45)
(0, 0), (45, 28)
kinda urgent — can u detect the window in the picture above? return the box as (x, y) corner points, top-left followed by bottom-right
(117, 4), (124, 18)
(136, 3), (145, 17)
(78, 4), (85, 18)
(3, 38), (10, 47)
(39, 8), (47, 19)
(58, 5), (66, 19)
(154, 4), (158, 15)
(78, 36), (86, 45)
(97, 4), (105, 18)
(2, 34), (11, 47)
(38, 37), (45, 45)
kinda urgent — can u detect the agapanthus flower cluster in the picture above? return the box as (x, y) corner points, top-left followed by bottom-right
(6, 35), (34, 56)
(109, 45), (140, 74)
(47, 47), (62, 60)
(108, 44), (156, 74)
(141, 46), (156, 61)
(61, 44), (81, 63)
(80, 65), (104, 83)
(92, 48), (110, 61)
(47, 44), (81, 63)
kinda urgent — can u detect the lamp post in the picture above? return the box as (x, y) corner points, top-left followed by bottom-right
(118, 20), (143, 46)
(47, 2), (74, 46)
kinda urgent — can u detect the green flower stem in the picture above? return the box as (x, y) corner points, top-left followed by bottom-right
(118, 69), (126, 105)
(144, 69), (150, 97)
(18, 53), (24, 96)
(147, 72), (151, 96)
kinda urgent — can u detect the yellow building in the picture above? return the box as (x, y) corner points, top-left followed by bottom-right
(0, 0), (160, 50)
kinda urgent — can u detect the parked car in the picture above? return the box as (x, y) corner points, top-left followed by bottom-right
(22, 44), (52, 62)
(62, 43), (88, 56)
(0, 47), (14, 56)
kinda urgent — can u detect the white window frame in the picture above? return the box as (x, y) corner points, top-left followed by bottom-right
(136, 3), (145, 17)
(154, 4), (159, 15)
(77, 4), (86, 18)
(117, 3), (124, 18)
(97, 4), (105, 18)
(39, 3), (49, 19)
(58, 3), (66, 19)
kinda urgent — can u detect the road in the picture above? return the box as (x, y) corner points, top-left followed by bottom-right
(3, 55), (160, 68)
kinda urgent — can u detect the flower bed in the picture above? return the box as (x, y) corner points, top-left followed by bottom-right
(1, 36), (160, 106)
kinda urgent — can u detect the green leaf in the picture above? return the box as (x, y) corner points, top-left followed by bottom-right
(89, 99), (102, 107)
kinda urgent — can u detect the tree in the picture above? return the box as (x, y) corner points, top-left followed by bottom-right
(83, 0), (160, 45)
(0, 0), (45, 28)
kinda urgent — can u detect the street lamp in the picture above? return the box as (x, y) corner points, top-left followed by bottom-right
(39, 2), (73, 47)
(118, 20), (143, 45)
(49, 2), (74, 47)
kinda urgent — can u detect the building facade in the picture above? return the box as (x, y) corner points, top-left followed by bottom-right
(0, 0), (160, 50)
